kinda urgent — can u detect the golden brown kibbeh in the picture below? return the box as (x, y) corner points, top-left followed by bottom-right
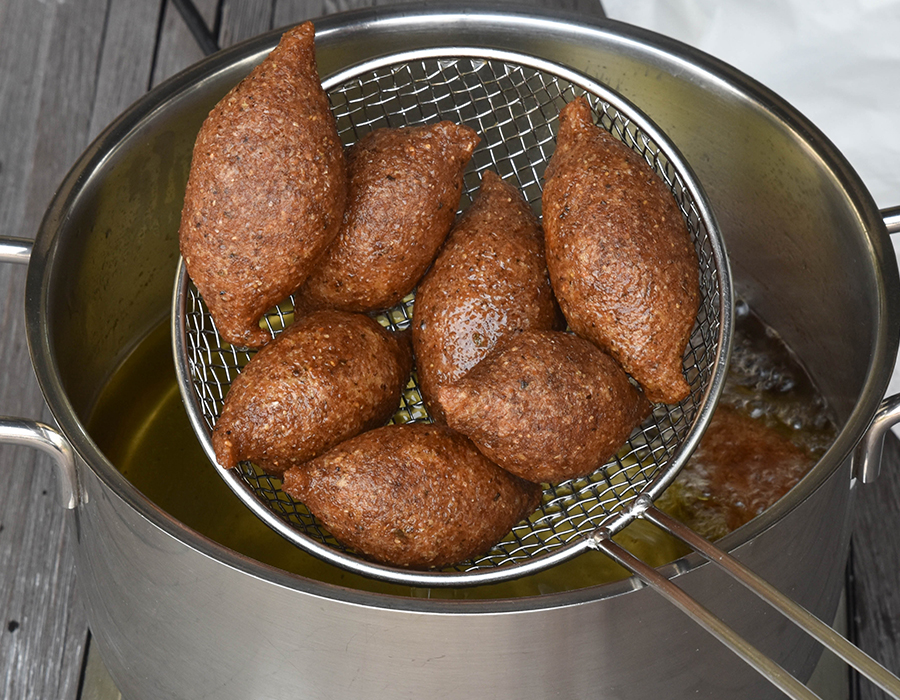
(413, 170), (562, 422)
(281, 424), (542, 569)
(179, 22), (347, 348)
(439, 330), (650, 484)
(297, 122), (480, 312)
(542, 96), (699, 405)
(211, 310), (411, 477)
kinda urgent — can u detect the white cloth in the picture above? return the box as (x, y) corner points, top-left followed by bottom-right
(603, 0), (900, 398)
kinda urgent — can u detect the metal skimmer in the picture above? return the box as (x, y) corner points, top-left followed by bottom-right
(172, 47), (732, 587)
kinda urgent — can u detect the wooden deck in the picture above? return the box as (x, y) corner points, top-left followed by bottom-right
(0, 1), (897, 698)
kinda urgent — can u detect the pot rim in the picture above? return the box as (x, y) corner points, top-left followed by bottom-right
(24, 3), (900, 615)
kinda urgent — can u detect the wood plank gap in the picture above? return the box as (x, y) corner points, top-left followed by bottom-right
(846, 545), (861, 700)
(147, 0), (170, 92)
(74, 631), (93, 700)
(87, 0), (115, 132)
(152, 0), (219, 87)
(87, 0), (169, 139)
(0, 0), (58, 239)
(171, 0), (220, 56)
(851, 432), (900, 699)
(213, 0), (226, 48)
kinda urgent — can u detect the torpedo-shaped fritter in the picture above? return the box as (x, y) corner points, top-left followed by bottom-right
(297, 121), (479, 312)
(211, 310), (411, 477)
(542, 96), (699, 404)
(179, 22), (347, 348)
(282, 423), (542, 569)
(413, 170), (562, 422)
(440, 330), (650, 484)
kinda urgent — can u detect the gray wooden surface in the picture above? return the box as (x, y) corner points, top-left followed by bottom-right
(0, 1), (896, 699)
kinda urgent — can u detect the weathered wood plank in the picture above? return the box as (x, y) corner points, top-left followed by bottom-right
(0, 0), (127, 697)
(152, 0), (220, 87)
(20, 0), (117, 236)
(0, 457), (86, 700)
(271, 0), (605, 31)
(88, 0), (166, 139)
(851, 433), (900, 699)
(273, 0), (351, 28)
(0, 0), (55, 242)
(218, 0), (274, 48)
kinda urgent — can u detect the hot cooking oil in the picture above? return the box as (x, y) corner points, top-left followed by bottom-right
(87, 302), (835, 599)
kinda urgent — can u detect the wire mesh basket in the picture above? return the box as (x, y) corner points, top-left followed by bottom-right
(173, 47), (732, 586)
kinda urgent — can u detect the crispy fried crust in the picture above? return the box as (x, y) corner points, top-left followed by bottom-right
(281, 424), (542, 569)
(413, 170), (562, 422)
(297, 122), (479, 312)
(440, 330), (650, 483)
(179, 22), (347, 348)
(542, 96), (699, 404)
(211, 310), (411, 477)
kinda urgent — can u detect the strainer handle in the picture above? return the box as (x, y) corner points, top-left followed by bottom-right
(592, 530), (821, 700)
(0, 237), (81, 509)
(593, 500), (900, 700)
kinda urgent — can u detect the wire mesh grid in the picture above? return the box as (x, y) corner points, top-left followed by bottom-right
(177, 50), (728, 579)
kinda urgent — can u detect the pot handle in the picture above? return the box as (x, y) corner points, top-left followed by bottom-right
(0, 236), (80, 508)
(853, 206), (900, 483)
(884, 205), (900, 234)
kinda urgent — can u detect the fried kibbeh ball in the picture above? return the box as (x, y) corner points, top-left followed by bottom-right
(282, 423), (541, 569)
(179, 22), (347, 348)
(542, 96), (700, 405)
(211, 310), (411, 477)
(297, 122), (480, 312)
(439, 330), (650, 484)
(413, 170), (563, 422)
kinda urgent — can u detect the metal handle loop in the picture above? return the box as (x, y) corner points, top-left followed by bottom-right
(883, 206), (900, 235)
(0, 418), (79, 509)
(853, 393), (900, 483)
(0, 236), (33, 264)
(852, 207), (900, 482)
(0, 236), (81, 509)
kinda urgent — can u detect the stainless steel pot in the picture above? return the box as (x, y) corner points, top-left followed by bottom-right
(3, 6), (900, 699)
